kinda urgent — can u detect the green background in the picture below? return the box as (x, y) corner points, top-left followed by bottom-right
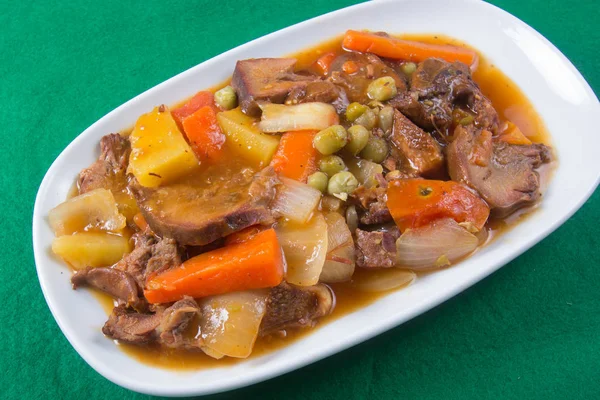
(2, 0), (599, 399)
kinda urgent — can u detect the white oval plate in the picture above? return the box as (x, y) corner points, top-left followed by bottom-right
(33, 0), (600, 397)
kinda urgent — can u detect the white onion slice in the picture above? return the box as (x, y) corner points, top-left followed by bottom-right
(352, 268), (416, 292)
(346, 158), (384, 187)
(200, 290), (268, 359)
(320, 212), (355, 283)
(276, 212), (328, 286)
(396, 218), (478, 270)
(258, 102), (339, 133)
(272, 177), (321, 224)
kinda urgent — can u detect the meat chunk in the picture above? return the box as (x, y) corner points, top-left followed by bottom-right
(329, 52), (407, 104)
(355, 227), (400, 268)
(232, 58), (317, 116)
(390, 58), (498, 134)
(447, 125), (552, 217)
(102, 297), (202, 348)
(131, 167), (280, 246)
(113, 233), (181, 288)
(388, 109), (444, 176)
(259, 282), (335, 336)
(78, 133), (130, 194)
(351, 181), (393, 225)
(71, 267), (144, 310)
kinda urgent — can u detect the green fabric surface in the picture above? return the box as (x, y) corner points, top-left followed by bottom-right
(2, 0), (599, 398)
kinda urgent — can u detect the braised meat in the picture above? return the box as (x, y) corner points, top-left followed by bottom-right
(447, 125), (552, 217)
(355, 227), (401, 268)
(259, 282), (335, 337)
(130, 167), (280, 246)
(78, 133), (130, 194)
(232, 58), (318, 116)
(71, 267), (144, 310)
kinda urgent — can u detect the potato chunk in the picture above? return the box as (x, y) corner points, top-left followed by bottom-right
(49, 188), (126, 236)
(217, 108), (280, 167)
(128, 106), (199, 187)
(52, 232), (132, 270)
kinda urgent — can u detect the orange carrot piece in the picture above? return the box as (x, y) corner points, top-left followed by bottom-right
(144, 229), (284, 303)
(224, 225), (268, 246)
(342, 30), (479, 68)
(172, 91), (215, 124)
(133, 213), (148, 231)
(269, 130), (319, 182)
(498, 121), (532, 145)
(181, 106), (226, 163)
(387, 179), (490, 232)
(315, 52), (337, 76)
(342, 60), (359, 74)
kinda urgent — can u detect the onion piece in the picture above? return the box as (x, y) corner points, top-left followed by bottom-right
(49, 188), (126, 236)
(346, 158), (384, 188)
(352, 268), (416, 292)
(276, 212), (328, 286)
(199, 290), (268, 359)
(396, 218), (478, 270)
(258, 103), (339, 133)
(320, 212), (355, 283)
(272, 177), (321, 224)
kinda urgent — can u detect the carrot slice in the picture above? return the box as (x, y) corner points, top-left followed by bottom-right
(172, 91), (215, 124)
(181, 105), (226, 163)
(342, 30), (479, 68)
(498, 121), (532, 146)
(387, 179), (490, 232)
(269, 130), (319, 182)
(315, 52), (336, 76)
(144, 229), (284, 303)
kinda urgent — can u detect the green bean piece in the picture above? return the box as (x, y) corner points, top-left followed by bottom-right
(345, 102), (368, 122)
(354, 108), (377, 130)
(367, 76), (398, 102)
(214, 86), (237, 110)
(360, 137), (389, 163)
(319, 155), (346, 176)
(307, 172), (328, 193)
(345, 125), (370, 155)
(313, 125), (348, 155)
(400, 62), (417, 76)
(327, 171), (359, 199)
(378, 106), (394, 134)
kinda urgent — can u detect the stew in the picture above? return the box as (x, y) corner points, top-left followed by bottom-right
(48, 31), (553, 368)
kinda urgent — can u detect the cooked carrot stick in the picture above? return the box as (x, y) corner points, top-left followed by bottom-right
(181, 105), (226, 162)
(342, 30), (479, 68)
(172, 91), (215, 124)
(387, 179), (490, 232)
(269, 130), (319, 182)
(224, 225), (268, 246)
(144, 229), (284, 303)
(315, 52), (337, 76)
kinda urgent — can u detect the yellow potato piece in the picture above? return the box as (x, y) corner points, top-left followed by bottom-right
(48, 188), (126, 236)
(52, 232), (132, 270)
(217, 108), (279, 167)
(128, 106), (198, 187)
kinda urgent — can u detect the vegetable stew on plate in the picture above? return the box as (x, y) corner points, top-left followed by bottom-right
(48, 30), (553, 367)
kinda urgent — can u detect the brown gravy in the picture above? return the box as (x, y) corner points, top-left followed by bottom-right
(95, 34), (551, 370)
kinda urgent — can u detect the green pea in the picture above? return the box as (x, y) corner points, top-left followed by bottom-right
(345, 125), (370, 155)
(327, 171), (359, 198)
(307, 172), (328, 193)
(354, 108), (377, 130)
(345, 102), (368, 122)
(313, 125), (348, 155)
(378, 106), (394, 134)
(360, 137), (389, 163)
(367, 76), (398, 102)
(400, 62), (417, 76)
(214, 86), (237, 110)
(319, 155), (346, 176)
